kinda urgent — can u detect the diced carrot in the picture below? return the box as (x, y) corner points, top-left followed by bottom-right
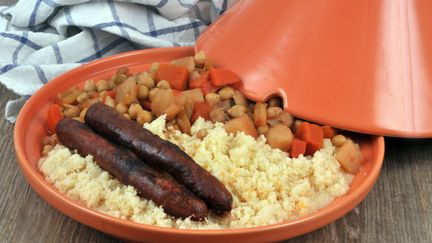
(156, 63), (189, 91)
(321, 125), (336, 138)
(295, 122), (324, 155)
(290, 138), (307, 158)
(47, 104), (63, 134)
(209, 68), (241, 86)
(201, 79), (217, 94)
(230, 80), (244, 90)
(190, 101), (212, 123)
(189, 71), (216, 95)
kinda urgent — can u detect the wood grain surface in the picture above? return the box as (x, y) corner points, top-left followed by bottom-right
(0, 85), (431, 243)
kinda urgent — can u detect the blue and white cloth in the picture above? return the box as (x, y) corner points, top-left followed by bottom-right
(0, 0), (236, 122)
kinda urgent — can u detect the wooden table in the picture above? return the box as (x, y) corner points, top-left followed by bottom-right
(0, 84), (431, 243)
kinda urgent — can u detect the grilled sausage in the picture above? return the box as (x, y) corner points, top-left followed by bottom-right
(56, 118), (208, 220)
(85, 103), (233, 214)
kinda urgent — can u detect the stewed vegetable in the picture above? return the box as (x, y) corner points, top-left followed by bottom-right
(42, 51), (363, 174)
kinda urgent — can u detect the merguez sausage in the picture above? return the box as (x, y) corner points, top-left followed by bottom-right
(56, 118), (208, 220)
(85, 102), (233, 214)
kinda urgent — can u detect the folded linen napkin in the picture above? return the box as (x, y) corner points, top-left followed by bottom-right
(0, 0), (235, 122)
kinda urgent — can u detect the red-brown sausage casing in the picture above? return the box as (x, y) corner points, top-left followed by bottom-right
(85, 103), (233, 214)
(56, 118), (208, 220)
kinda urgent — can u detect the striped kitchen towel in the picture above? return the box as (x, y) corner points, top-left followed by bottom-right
(0, 0), (236, 122)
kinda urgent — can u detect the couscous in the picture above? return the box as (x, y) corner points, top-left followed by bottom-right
(39, 116), (353, 229)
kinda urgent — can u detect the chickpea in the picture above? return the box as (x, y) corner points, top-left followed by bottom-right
(194, 51), (206, 65)
(128, 103), (143, 120)
(80, 98), (99, 110)
(221, 99), (233, 112)
(79, 107), (88, 121)
(59, 87), (80, 104)
(267, 107), (282, 119)
(149, 88), (161, 102)
(210, 108), (225, 123)
(137, 72), (155, 88)
(157, 80), (170, 90)
(136, 110), (153, 125)
(233, 91), (248, 106)
(218, 86), (234, 100)
(83, 80), (96, 92)
(116, 67), (129, 76)
(115, 102), (128, 114)
(205, 93), (220, 106)
(113, 74), (128, 85)
(138, 85), (149, 100)
(268, 97), (282, 107)
(257, 125), (269, 135)
(104, 96), (116, 108)
(64, 106), (80, 118)
(96, 80), (109, 92)
(98, 91), (107, 101)
(332, 134), (347, 147)
(87, 91), (96, 98)
(196, 128), (208, 139)
(276, 112), (294, 127)
(108, 79), (116, 90)
(76, 92), (89, 103)
(42, 145), (53, 157)
(227, 105), (247, 118)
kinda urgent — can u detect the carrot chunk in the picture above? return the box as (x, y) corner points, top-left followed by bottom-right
(189, 71), (216, 95)
(156, 63), (189, 90)
(47, 104), (63, 134)
(209, 68), (240, 86)
(290, 138), (307, 158)
(295, 122), (324, 155)
(321, 125), (336, 138)
(190, 101), (212, 123)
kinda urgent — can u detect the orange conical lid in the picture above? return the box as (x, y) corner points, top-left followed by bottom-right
(196, 0), (432, 137)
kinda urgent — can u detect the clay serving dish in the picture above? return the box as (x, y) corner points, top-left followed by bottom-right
(196, 0), (432, 137)
(14, 47), (384, 242)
